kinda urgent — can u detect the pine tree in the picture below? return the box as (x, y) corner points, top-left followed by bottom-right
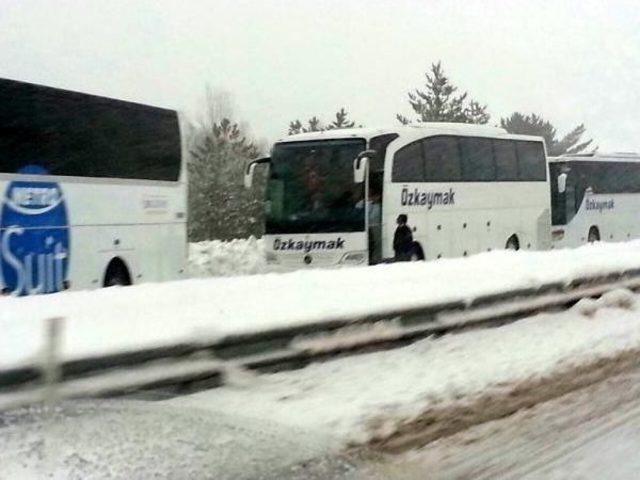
(326, 108), (356, 130)
(288, 108), (359, 135)
(188, 89), (266, 241)
(288, 120), (304, 135)
(397, 61), (490, 125)
(307, 116), (322, 132)
(500, 112), (594, 156)
(210, 118), (260, 158)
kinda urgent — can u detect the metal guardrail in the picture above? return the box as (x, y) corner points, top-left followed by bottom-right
(3, 268), (640, 410)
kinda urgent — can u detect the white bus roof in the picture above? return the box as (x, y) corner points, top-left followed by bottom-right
(549, 152), (640, 163)
(277, 123), (543, 144)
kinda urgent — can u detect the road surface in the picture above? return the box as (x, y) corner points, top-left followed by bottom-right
(368, 364), (640, 479)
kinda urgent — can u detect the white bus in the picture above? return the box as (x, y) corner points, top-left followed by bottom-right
(0, 78), (187, 296)
(549, 152), (640, 247)
(245, 123), (551, 270)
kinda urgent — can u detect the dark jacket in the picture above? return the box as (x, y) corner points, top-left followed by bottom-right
(393, 224), (413, 260)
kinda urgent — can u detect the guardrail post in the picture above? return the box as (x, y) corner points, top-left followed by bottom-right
(42, 317), (63, 406)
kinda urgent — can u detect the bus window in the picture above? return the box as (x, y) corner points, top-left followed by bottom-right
(422, 136), (461, 182)
(392, 141), (424, 182)
(493, 140), (518, 181)
(459, 137), (495, 181)
(0, 80), (181, 181)
(369, 133), (398, 172)
(516, 141), (546, 181)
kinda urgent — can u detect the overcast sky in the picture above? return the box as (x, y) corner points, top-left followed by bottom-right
(1, 0), (638, 150)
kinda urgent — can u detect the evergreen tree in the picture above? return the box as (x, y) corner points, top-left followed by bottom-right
(326, 108), (356, 130)
(397, 61), (490, 125)
(500, 112), (594, 156)
(288, 120), (304, 135)
(188, 89), (266, 241)
(288, 108), (359, 134)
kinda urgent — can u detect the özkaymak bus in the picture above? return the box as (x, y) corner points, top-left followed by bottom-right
(245, 123), (551, 270)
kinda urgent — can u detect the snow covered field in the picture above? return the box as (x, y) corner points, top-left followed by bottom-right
(171, 289), (640, 447)
(3, 241), (640, 371)
(187, 237), (266, 277)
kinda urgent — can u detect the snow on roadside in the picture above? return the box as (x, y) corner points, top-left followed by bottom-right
(4, 241), (640, 371)
(187, 237), (265, 278)
(170, 290), (640, 446)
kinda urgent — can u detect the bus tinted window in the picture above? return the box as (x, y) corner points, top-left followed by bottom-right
(561, 161), (640, 213)
(516, 141), (546, 181)
(392, 141), (424, 182)
(606, 162), (640, 192)
(493, 140), (518, 181)
(460, 137), (495, 181)
(423, 136), (461, 182)
(0, 79), (181, 181)
(369, 133), (398, 172)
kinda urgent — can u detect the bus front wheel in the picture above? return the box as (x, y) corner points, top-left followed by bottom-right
(505, 235), (520, 251)
(588, 226), (600, 243)
(103, 259), (132, 287)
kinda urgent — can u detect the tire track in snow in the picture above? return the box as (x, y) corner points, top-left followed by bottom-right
(365, 347), (640, 454)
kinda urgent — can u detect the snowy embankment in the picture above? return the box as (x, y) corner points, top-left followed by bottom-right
(187, 237), (265, 277)
(3, 241), (640, 373)
(172, 289), (640, 448)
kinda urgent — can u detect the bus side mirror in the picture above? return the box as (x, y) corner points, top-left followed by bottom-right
(244, 157), (270, 189)
(557, 173), (567, 194)
(354, 150), (375, 183)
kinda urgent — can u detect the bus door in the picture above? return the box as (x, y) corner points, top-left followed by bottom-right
(368, 170), (383, 264)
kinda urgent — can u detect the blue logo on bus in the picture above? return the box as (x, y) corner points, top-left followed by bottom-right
(0, 165), (70, 295)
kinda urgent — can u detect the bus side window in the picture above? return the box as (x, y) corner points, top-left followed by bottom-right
(459, 137), (495, 181)
(516, 141), (546, 181)
(392, 141), (424, 182)
(493, 140), (518, 181)
(422, 136), (461, 182)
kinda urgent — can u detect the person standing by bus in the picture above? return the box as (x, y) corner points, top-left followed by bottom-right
(393, 214), (413, 261)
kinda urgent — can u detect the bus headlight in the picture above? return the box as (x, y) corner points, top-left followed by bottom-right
(552, 229), (565, 241)
(340, 252), (367, 264)
(265, 251), (279, 264)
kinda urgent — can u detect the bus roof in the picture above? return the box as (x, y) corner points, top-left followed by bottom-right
(277, 123), (543, 144)
(549, 152), (640, 163)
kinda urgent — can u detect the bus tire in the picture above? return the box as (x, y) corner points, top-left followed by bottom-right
(588, 226), (600, 243)
(505, 235), (520, 251)
(409, 242), (425, 261)
(103, 258), (132, 287)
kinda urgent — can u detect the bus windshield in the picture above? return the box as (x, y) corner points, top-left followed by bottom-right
(265, 139), (366, 234)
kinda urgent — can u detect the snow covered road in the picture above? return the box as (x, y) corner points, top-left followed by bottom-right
(379, 365), (640, 479)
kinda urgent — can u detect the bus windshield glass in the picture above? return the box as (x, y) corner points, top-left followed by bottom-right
(265, 139), (366, 234)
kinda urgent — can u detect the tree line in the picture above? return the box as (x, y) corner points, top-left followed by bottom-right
(188, 62), (595, 240)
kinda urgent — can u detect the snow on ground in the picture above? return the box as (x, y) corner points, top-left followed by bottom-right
(170, 289), (640, 446)
(187, 237), (266, 278)
(381, 365), (640, 479)
(3, 241), (640, 371)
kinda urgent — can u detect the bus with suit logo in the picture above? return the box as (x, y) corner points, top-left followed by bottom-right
(245, 123), (551, 270)
(549, 152), (640, 248)
(0, 78), (187, 295)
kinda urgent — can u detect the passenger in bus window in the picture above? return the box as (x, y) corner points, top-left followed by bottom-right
(302, 157), (324, 211)
(393, 214), (413, 261)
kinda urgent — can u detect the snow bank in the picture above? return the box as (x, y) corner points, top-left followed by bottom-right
(187, 237), (265, 277)
(171, 290), (640, 445)
(3, 241), (640, 371)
